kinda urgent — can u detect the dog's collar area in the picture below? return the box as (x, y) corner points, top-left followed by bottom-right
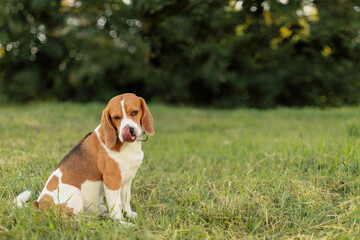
(138, 131), (148, 142)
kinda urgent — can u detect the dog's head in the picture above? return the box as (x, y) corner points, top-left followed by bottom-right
(99, 93), (154, 149)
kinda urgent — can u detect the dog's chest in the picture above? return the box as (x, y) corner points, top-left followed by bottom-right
(107, 142), (144, 185)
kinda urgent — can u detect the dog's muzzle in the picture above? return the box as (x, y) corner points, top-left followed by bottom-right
(122, 126), (136, 142)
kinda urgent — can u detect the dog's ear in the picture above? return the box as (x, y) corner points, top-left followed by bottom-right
(140, 97), (155, 135)
(99, 108), (117, 148)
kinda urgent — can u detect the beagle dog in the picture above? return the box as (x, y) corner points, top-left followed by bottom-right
(16, 93), (154, 224)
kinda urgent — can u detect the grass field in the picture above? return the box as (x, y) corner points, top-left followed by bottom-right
(1, 102), (360, 239)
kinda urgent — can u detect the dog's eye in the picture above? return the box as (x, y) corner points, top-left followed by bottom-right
(113, 116), (121, 120)
(130, 111), (138, 117)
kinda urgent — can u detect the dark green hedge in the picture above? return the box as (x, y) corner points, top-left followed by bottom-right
(1, 0), (360, 108)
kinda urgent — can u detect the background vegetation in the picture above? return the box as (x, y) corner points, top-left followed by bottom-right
(1, 103), (360, 238)
(2, 1), (360, 238)
(1, 0), (360, 108)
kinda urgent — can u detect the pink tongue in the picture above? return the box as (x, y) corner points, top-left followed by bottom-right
(122, 126), (134, 142)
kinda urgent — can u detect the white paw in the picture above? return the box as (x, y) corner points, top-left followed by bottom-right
(109, 211), (125, 221)
(98, 205), (107, 216)
(118, 221), (134, 227)
(125, 211), (138, 220)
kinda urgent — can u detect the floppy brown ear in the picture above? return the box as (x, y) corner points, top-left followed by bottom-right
(140, 97), (155, 135)
(99, 108), (117, 148)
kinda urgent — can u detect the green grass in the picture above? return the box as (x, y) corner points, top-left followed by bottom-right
(1, 103), (360, 239)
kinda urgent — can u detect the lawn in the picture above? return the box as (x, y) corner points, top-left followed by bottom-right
(1, 102), (360, 239)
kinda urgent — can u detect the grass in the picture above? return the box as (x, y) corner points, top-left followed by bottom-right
(1, 102), (360, 239)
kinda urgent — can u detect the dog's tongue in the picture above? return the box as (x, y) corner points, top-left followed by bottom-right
(122, 126), (134, 142)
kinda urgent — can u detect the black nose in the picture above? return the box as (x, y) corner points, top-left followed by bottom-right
(129, 127), (135, 136)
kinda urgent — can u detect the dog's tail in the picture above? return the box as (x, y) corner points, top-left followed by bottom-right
(15, 191), (31, 207)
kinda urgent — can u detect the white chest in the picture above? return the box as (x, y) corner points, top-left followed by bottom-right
(95, 126), (144, 185)
(105, 141), (144, 185)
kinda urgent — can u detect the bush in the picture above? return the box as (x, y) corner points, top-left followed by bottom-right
(1, 0), (360, 108)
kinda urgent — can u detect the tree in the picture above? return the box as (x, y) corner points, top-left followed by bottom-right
(1, 0), (360, 108)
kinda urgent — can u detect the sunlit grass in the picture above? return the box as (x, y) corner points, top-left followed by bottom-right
(1, 103), (360, 239)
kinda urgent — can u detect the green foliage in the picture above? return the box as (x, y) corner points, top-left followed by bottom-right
(1, 0), (360, 107)
(2, 103), (360, 238)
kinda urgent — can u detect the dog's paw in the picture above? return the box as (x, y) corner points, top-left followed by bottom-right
(118, 220), (134, 227)
(125, 211), (138, 220)
(98, 204), (107, 217)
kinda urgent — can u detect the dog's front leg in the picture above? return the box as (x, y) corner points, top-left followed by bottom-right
(103, 185), (126, 223)
(121, 181), (137, 219)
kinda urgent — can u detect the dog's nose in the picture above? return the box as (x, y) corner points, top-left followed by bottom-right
(129, 126), (135, 136)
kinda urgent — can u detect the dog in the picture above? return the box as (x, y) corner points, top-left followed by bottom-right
(16, 93), (154, 224)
